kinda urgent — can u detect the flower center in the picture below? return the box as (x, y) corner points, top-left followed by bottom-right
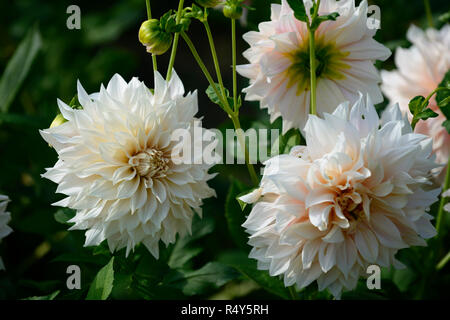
(285, 37), (350, 95)
(130, 149), (169, 178)
(337, 195), (364, 223)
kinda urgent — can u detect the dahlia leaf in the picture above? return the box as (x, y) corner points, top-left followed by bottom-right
(436, 70), (450, 119)
(219, 251), (292, 300)
(226, 179), (252, 250)
(206, 83), (233, 112)
(54, 209), (75, 225)
(163, 262), (239, 296)
(0, 25), (41, 113)
(443, 120), (450, 134)
(409, 95), (439, 129)
(311, 12), (340, 30)
(86, 257), (115, 300)
(287, 0), (308, 22)
(22, 290), (60, 301)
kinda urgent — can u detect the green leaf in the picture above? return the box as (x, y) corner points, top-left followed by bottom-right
(287, 0), (308, 22)
(393, 268), (417, 292)
(86, 257), (115, 300)
(219, 251), (291, 300)
(442, 120), (450, 134)
(205, 83), (232, 112)
(54, 208), (75, 225)
(409, 95), (438, 129)
(0, 25), (42, 113)
(22, 290), (60, 300)
(225, 179), (251, 251)
(436, 70), (450, 119)
(163, 262), (239, 296)
(168, 215), (215, 269)
(311, 12), (340, 30)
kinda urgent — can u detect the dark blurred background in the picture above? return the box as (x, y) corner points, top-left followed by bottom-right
(0, 0), (449, 300)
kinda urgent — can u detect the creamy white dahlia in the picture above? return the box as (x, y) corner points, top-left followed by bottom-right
(444, 190), (450, 213)
(40, 72), (216, 258)
(237, 0), (391, 133)
(381, 25), (450, 174)
(240, 95), (439, 298)
(0, 195), (12, 270)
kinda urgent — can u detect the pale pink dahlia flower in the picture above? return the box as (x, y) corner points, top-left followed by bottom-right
(40, 72), (216, 258)
(237, 0), (391, 133)
(381, 25), (450, 177)
(240, 95), (439, 298)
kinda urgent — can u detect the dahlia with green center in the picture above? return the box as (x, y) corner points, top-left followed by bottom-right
(237, 0), (391, 133)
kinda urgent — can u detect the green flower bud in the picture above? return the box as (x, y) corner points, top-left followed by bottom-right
(50, 113), (67, 129)
(195, 0), (223, 8)
(223, 4), (243, 19)
(139, 19), (173, 55)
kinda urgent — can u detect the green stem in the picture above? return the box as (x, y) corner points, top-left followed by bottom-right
(166, 0), (185, 81)
(231, 18), (238, 112)
(288, 286), (299, 300)
(145, 0), (158, 72)
(230, 114), (260, 186)
(203, 15), (228, 106)
(180, 32), (231, 114)
(424, 0), (434, 28)
(437, 250), (450, 270)
(436, 163), (450, 238)
(308, 0), (320, 116)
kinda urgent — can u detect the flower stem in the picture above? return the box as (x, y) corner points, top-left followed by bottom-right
(230, 114), (260, 186)
(437, 250), (450, 270)
(145, 0), (158, 72)
(308, 0), (321, 116)
(166, 0), (185, 81)
(203, 15), (227, 105)
(180, 32), (231, 114)
(231, 18), (238, 112)
(436, 162), (450, 238)
(288, 286), (299, 300)
(424, 0), (434, 28)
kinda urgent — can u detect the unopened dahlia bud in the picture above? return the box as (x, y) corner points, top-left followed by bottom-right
(138, 19), (172, 55)
(195, 0), (223, 8)
(49, 113), (67, 129)
(223, 1), (243, 19)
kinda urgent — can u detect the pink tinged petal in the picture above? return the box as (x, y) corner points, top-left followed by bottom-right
(370, 214), (407, 249)
(336, 238), (357, 275)
(355, 226), (378, 263)
(322, 225), (345, 243)
(308, 203), (333, 231)
(296, 262), (323, 289)
(305, 188), (335, 208)
(260, 52), (290, 77)
(239, 188), (263, 204)
(291, 220), (324, 240)
(302, 239), (321, 269)
(318, 242), (337, 272)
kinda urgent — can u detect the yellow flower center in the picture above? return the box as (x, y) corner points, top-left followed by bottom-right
(130, 149), (169, 178)
(285, 37), (350, 95)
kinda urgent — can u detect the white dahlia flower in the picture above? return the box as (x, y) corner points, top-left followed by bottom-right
(240, 94), (439, 298)
(40, 72), (216, 258)
(381, 25), (450, 178)
(237, 0), (391, 133)
(0, 195), (12, 270)
(444, 189), (450, 213)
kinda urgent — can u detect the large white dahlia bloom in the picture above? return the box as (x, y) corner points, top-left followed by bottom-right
(240, 95), (439, 298)
(237, 0), (391, 133)
(0, 195), (12, 270)
(381, 25), (450, 173)
(40, 72), (216, 258)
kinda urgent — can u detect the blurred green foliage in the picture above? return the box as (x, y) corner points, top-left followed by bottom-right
(0, 0), (449, 300)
